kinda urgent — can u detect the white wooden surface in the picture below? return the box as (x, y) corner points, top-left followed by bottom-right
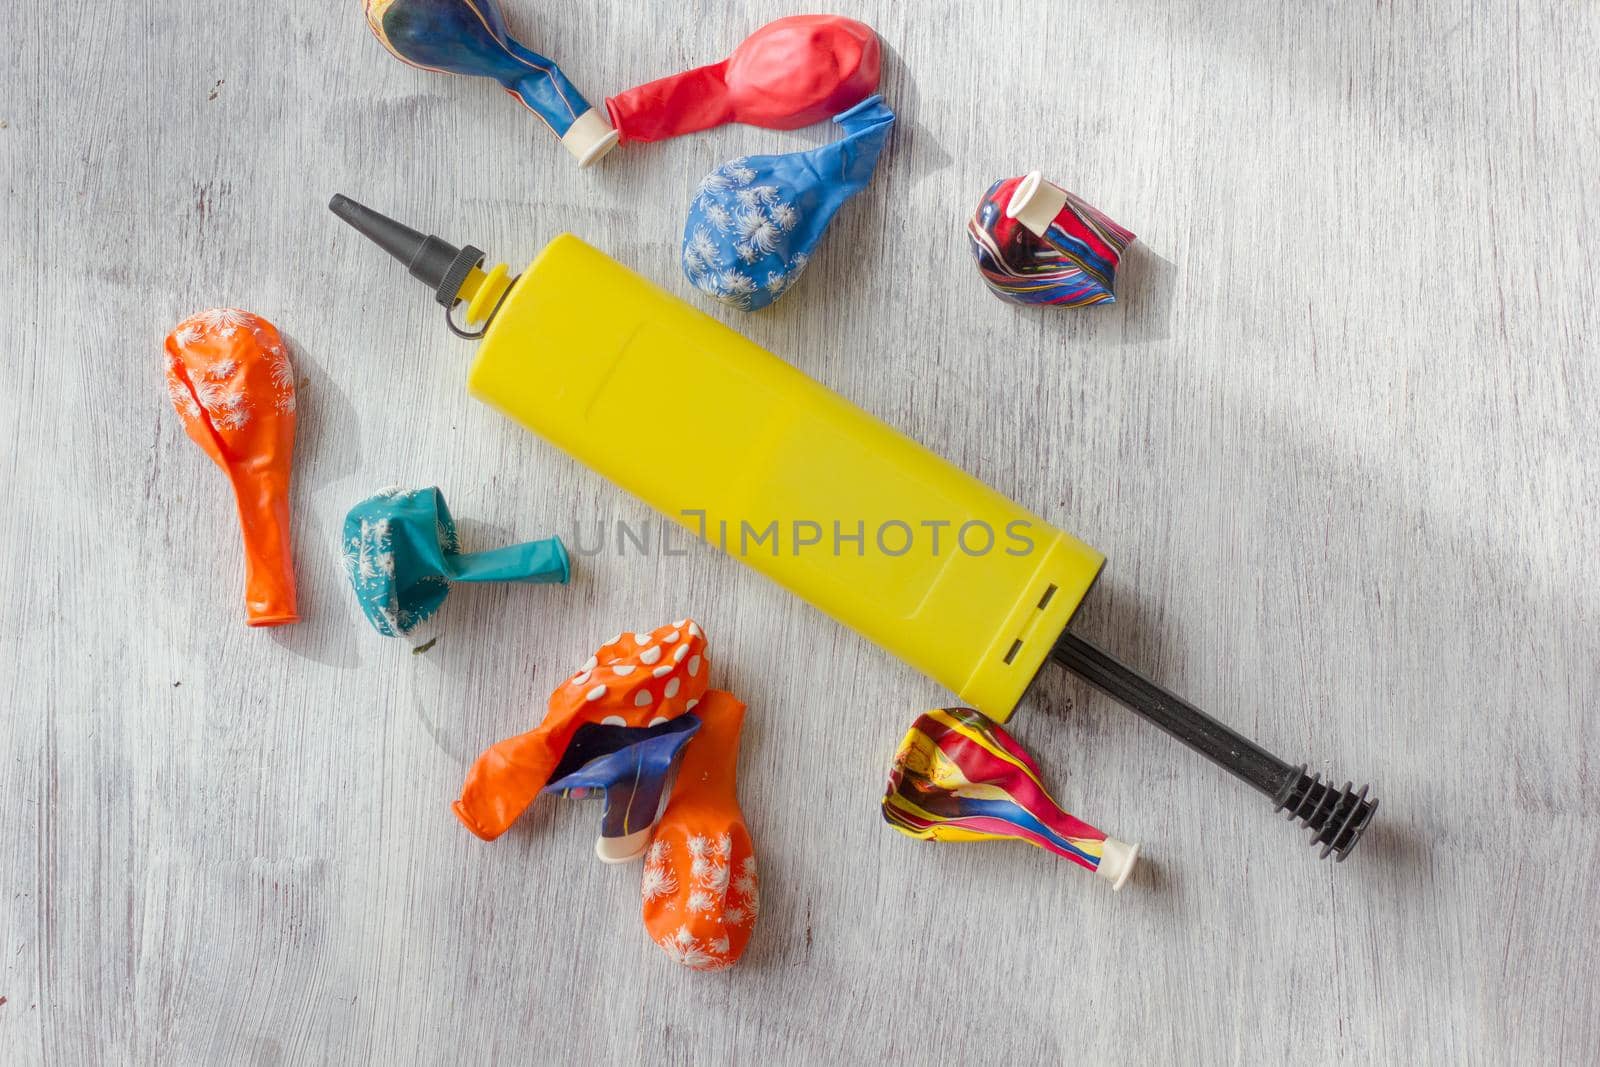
(3, 1), (1598, 1062)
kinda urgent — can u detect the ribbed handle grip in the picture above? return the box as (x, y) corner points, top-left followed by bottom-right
(1273, 769), (1378, 861)
(1052, 630), (1379, 862)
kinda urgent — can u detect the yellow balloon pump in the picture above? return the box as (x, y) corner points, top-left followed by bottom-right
(328, 194), (1378, 861)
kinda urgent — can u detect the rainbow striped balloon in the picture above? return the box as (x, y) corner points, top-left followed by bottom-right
(967, 175), (1135, 307)
(883, 707), (1136, 884)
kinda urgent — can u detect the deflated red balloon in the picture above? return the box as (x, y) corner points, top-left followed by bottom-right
(605, 15), (881, 144)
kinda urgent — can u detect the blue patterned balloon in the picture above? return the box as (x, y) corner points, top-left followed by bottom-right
(342, 486), (569, 636)
(681, 94), (895, 311)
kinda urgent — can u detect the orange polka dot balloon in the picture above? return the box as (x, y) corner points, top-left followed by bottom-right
(455, 620), (710, 840)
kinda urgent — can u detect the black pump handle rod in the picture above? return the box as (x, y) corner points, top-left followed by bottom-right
(1050, 630), (1378, 861)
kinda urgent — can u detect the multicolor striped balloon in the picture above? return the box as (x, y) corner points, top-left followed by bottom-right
(883, 707), (1139, 888)
(967, 174), (1135, 307)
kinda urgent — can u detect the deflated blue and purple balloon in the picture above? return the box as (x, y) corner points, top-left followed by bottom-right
(363, 0), (618, 164)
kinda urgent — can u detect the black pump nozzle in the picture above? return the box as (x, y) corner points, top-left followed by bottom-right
(329, 194), (484, 309)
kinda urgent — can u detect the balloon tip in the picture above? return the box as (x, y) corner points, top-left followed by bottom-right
(246, 613), (301, 628)
(1097, 838), (1140, 891)
(595, 828), (653, 864)
(1005, 171), (1068, 237)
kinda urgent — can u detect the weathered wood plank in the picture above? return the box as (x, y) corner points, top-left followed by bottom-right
(2, 1), (1597, 1062)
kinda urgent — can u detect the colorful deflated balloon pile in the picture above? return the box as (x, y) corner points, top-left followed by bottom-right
(360, 5), (882, 168)
(884, 707), (1139, 889)
(357, 3), (893, 311)
(160, 2), (1160, 984)
(453, 620), (760, 970)
(455, 620), (712, 842)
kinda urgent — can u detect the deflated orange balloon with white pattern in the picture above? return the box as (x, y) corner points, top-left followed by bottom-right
(164, 308), (299, 626)
(641, 690), (758, 971)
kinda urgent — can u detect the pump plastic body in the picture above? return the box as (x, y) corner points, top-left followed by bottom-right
(462, 236), (1103, 720)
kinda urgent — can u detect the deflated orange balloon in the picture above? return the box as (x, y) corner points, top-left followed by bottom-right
(641, 690), (758, 971)
(164, 309), (299, 626)
(455, 620), (711, 840)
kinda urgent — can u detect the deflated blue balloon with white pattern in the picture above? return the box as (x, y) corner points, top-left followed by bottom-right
(342, 486), (569, 637)
(682, 94), (895, 311)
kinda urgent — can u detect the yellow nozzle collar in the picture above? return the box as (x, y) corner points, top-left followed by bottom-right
(458, 262), (513, 327)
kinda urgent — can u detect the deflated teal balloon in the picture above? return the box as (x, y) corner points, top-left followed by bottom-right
(342, 486), (568, 636)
